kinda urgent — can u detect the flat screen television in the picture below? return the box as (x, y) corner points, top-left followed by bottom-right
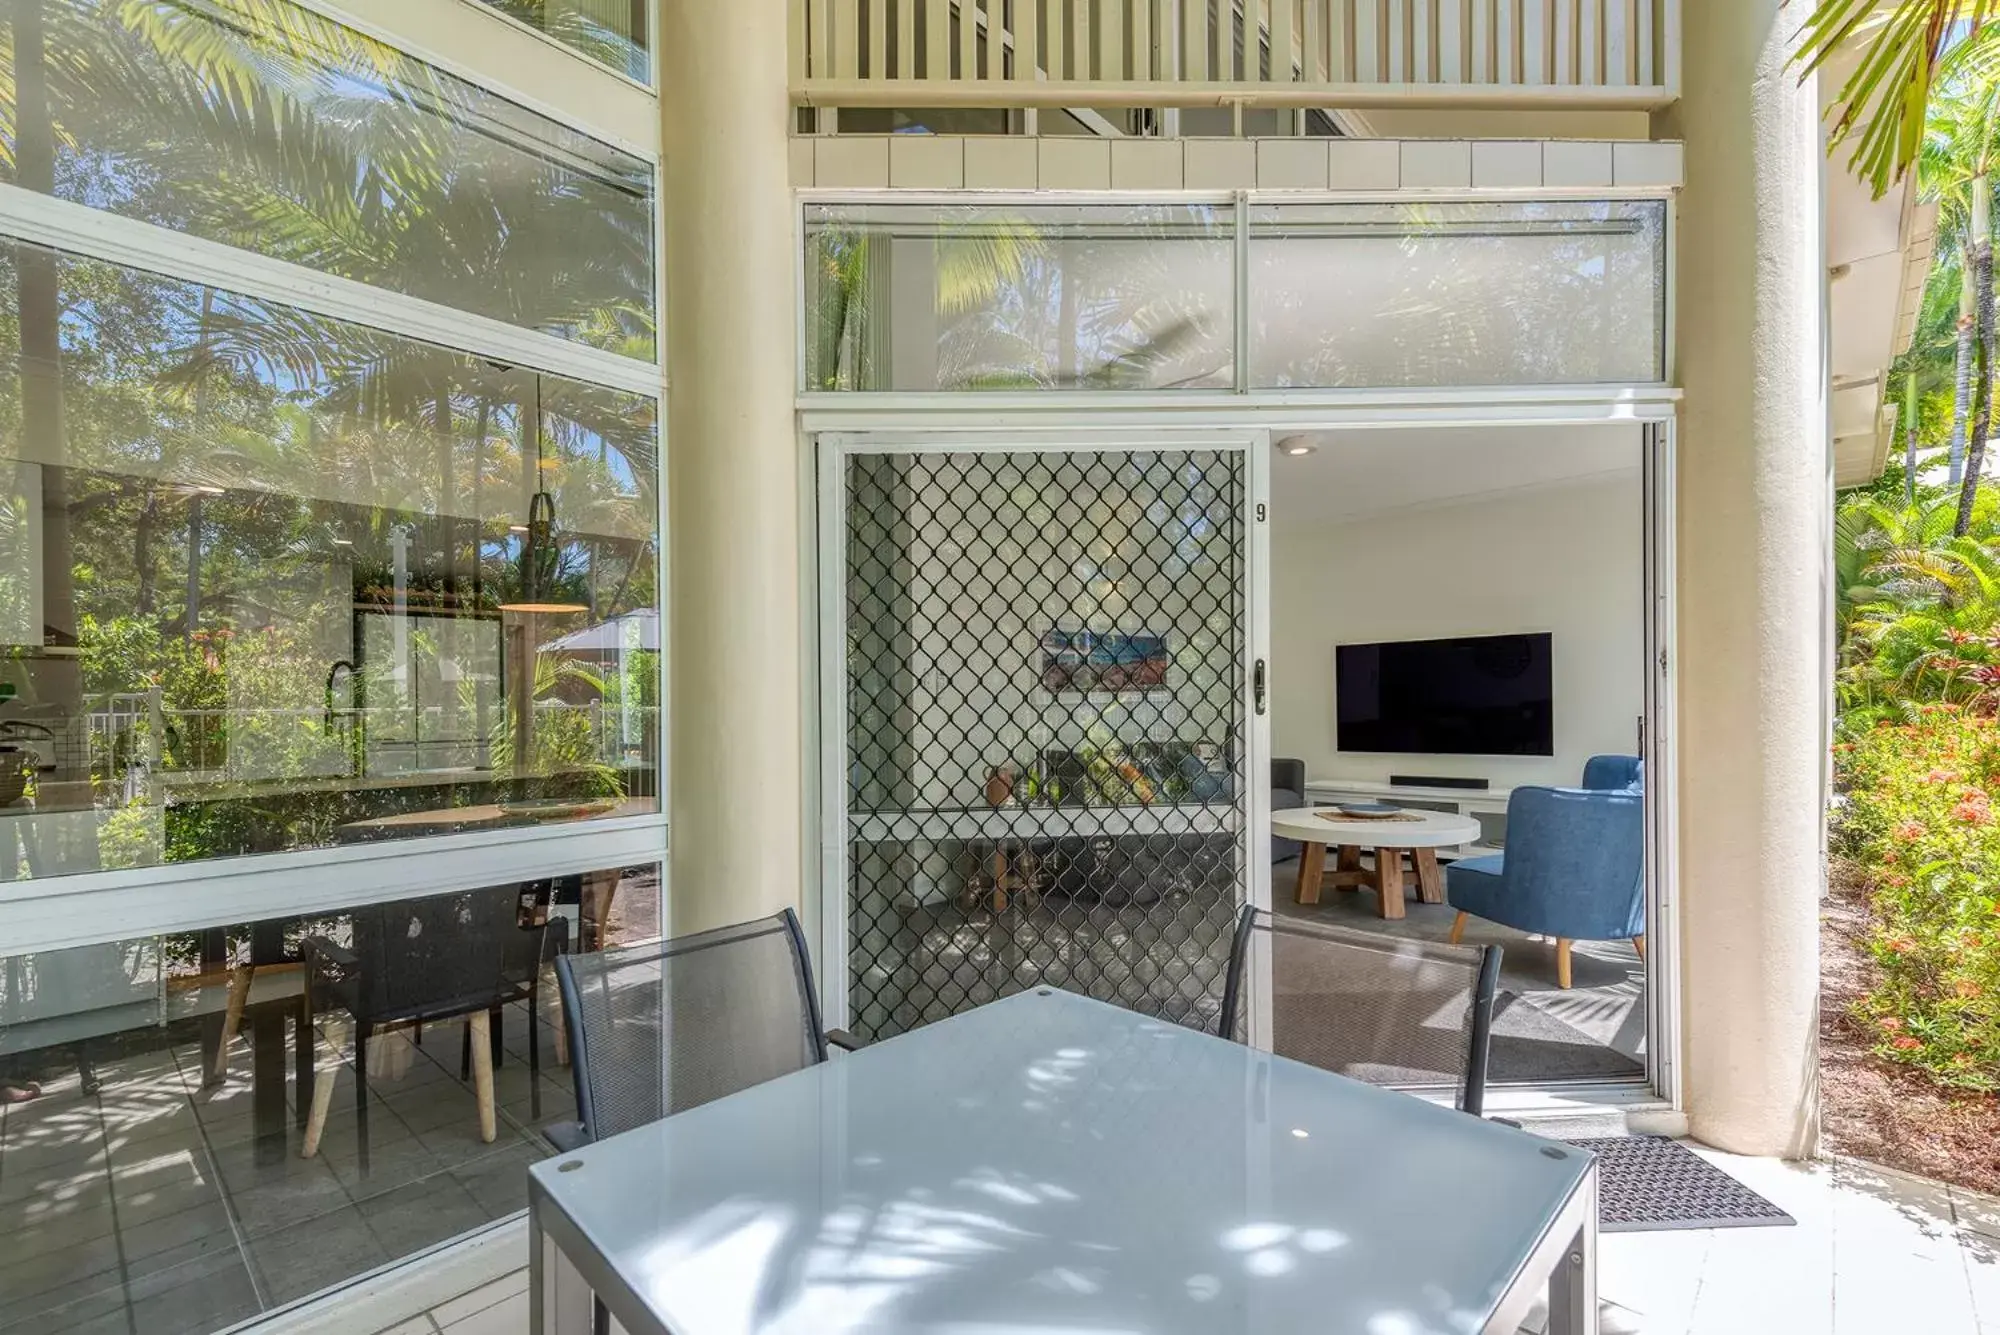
(1336, 632), (1554, 757)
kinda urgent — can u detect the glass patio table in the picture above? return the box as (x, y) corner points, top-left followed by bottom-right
(527, 987), (1599, 1335)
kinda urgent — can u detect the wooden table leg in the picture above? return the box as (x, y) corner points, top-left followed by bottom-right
(1295, 841), (1328, 905)
(1374, 847), (1408, 920)
(1334, 845), (1363, 890)
(1413, 848), (1446, 905)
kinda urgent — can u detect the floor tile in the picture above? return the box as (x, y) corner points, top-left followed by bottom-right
(124, 1254), (263, 1335)
(428, 1271), (528, 1329)
(356, 1176), (491, 1258)
(438, 1288), (527, 1335)
(376, 1319), (440, 1335)
(1831, 1158), (1977, 1335)
(228, 1165), (355, 1239)
(244, 1202), (390, 1307)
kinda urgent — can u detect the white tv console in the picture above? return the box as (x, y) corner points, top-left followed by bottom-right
(1303, 778), (1512, 853)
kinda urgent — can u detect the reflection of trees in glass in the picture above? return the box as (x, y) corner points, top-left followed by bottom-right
(1250, 202), (1667, 388)
(0, 245), (660, 877)
(0, 0), (656, 358)
(478, 0), (647, 82)
(805, 205), (1235, 392)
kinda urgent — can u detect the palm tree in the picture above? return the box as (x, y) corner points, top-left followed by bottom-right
(1798, 0), (2000, 200)
(1919, 77), (2000, 526)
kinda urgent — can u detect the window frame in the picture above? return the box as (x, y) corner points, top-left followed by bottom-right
(0, 0), (670, 948)
(795, 188), (1678, 400)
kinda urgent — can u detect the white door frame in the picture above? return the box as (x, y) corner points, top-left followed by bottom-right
(811, 426), (1272, 1036)
(801, 395), (1682, 1106)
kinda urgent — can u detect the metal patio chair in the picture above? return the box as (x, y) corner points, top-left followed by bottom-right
(1219, 905), (1502, 1117)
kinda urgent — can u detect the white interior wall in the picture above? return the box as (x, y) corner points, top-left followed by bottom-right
(1270, 427), (1644, 791)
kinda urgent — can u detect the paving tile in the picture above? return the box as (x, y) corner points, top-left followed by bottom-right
(0, 1276), (131, 1335)
(355, 1176), (490, 1258)
(122, 1207), (244, 1276)
(1831, 1157), (1976, 1335)
(438, 1288), (527, 1335)
(113, 1168), (226, 1231)
(226, 1155), (354, 1238)
(428, 1271), (528, 1329)
(0, 1231), (126, 1312)
(124, 1253), (263, 1335)
(377, 1319), (440, 1335)
(1963, 1240), (2000, 1335)
(245, 1202), (390, 1307)
(1954, 1184), (2000, 1246)
(322, 1129), (447, 1205)
(449, 1142), (543, 1219)
(8, 1192), (123, 1264)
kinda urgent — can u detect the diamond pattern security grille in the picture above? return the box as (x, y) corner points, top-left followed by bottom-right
(840, 447), (1248, 1042)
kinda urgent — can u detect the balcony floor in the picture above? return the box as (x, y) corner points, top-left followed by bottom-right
(0, 1001), (568, 1335)
(379, 1146), (2000, 1335)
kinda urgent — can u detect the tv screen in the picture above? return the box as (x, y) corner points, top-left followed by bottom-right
(1336, 633), (1554, 757)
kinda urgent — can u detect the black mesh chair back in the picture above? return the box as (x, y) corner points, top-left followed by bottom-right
(340, 886), (555, 1022)
(1219, 906), (1502, 1116)
(555, 908), (828, 1143)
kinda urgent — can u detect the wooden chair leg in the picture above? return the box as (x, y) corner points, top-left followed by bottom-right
(300, 1014), (345, 1159)
(213, 965), (253, 1078)
(468, 1010), (497, 1144)
(1295, 841), (1328, 906)
(1448, 911), (1469, 946)
(1632, 934), (1647, 962)
(1555, 939), (1574, 990)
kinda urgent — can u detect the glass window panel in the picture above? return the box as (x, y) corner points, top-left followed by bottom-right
(0, 241), (660, 883)
(804, 202), (1236, 392)
(0, 863), (660, 1328)
(0, 0), (656, 359)
(477, 0), (649, 82)
(1249, 201), (1668, 388)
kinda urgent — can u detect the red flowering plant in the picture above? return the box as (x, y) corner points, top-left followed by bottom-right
(1834, 710), (2000, 1089)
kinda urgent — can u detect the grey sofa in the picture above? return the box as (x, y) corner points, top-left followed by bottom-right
(1272, 758), (1307, 863)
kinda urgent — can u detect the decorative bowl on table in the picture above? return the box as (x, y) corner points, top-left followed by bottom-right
(1330, 801), (1404, 817)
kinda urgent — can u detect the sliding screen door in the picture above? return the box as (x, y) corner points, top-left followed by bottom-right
(818, 432), (1269, 1040)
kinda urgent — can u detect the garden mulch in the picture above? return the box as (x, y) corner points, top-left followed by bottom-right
(1820, 858), (2000, 1197)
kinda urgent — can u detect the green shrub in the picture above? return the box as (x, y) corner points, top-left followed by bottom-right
(1834, 705), (2000, 1090)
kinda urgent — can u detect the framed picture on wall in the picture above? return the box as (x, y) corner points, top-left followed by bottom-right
(1039, 628), (1171, 694)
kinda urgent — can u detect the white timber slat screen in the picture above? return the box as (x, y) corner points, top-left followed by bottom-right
(795, 0), (1670, 98)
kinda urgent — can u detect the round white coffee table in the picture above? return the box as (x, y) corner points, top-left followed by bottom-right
(1271, 807), (1483, 921)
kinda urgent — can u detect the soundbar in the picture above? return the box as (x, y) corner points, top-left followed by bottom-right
(1389, 775), (1490, 791)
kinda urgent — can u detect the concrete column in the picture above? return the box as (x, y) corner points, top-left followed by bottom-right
(1659, 1), (1825, 1157)
(657, 0), (801, 933)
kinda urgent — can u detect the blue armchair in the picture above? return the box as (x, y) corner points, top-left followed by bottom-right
(1445, 756), (1645, 988)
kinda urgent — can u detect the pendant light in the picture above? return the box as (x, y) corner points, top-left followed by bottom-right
(498, 376), (587, 615)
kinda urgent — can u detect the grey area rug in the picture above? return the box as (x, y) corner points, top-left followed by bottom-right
(1489, 991), (1645, 1083)
(1566, 1137), (1795, 1232)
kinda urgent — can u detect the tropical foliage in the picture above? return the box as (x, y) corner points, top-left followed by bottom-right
(1834, 708), (2000, 1088)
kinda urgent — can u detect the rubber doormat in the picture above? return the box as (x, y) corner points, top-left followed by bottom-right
(1565, 1137), (1796, 1233)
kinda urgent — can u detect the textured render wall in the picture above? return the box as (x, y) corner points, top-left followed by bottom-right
(1662, 0), (1825, 1157)
(659, 0), (803, 933)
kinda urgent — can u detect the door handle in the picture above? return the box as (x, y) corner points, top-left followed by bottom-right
(1254, 660), (1268, 716)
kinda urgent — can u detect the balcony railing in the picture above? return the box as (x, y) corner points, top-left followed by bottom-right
(791, 0), (1678, 110)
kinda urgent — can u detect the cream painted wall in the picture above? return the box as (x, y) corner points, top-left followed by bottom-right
(1272, 472), (1645, 792)
(1352, 108), (1655, 140)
